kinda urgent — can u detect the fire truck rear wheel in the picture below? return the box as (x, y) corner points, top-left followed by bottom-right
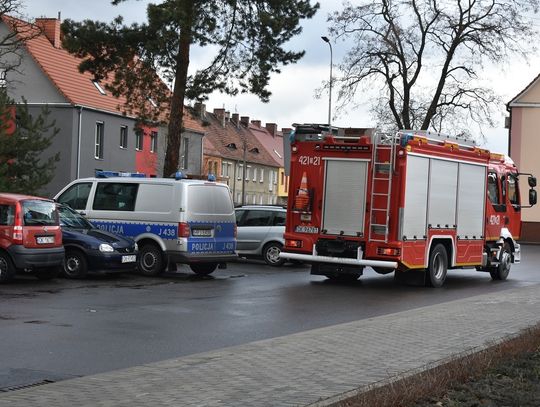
(426, 244), (448, 288)
(490, 242), (511, 281)
(263, 242), (285, 267)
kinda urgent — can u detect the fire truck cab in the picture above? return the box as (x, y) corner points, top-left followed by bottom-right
(280, 124), (537, 287)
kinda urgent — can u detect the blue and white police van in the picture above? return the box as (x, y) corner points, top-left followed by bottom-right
(54, 171), (237, 276)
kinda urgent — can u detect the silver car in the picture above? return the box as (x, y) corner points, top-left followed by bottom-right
(235, 205), (286, 266)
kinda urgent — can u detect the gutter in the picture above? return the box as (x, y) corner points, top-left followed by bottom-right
(77, 106), (83, 179)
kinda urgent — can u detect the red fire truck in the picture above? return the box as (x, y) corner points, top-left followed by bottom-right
(280, 124), (537, 287)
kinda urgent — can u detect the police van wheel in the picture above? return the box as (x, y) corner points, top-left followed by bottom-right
(190, 263), (218, 276)
(426, 244), (448, 288)
(138, 243), (165, 276)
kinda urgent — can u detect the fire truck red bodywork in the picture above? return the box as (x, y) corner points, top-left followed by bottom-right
(281, 125), (535, 286)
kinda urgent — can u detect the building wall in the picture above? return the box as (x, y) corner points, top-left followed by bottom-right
(510, 102), (540, 241)
(0, 23), (67, 104)
(155, 128), (204, 177)
(227, 163), (279, 206)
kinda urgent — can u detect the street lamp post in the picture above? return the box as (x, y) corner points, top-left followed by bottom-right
(241, 138), (246, 206)
(321, 36), (333, 127)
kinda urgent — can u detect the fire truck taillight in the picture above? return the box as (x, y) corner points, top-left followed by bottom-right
(377, 247), (400, 256)
(286, 239), (303, 248)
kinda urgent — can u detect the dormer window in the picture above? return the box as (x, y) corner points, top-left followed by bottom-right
(226, 143), (237, 149)
(92, 80), (106, 95)
(249, 147), (259, 154)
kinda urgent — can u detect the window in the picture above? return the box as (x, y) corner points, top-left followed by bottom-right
(235, 210), (245, 225)
(487, 172), (499, 205)
(273, 171), (278, 185)
(120, 126), (128, 149)
(253, 168), (257, 182)
(237, 164), (243, 180)
(240, 210), (273, 227)
(186, 185), (234, 215)
(22, 200), (57, 226)
(95, 122), (104, 159)
(150, 131), (157, 153)
(57, 182), (92, 210)
(272, 212), (286, 226)
(0, 205), (14, 226)
(222, 161), (232, 178)
(180, 137), (189, 169)
(93, 183), (139, 211)
(135, 131), (143, 151)
(92, 80), (106, 95)
(0, 69), (6, 88)
(259, 168), (264, 183)
(508, 174), (520, 206)
(245, 166), (251, 181)
(269, 171), (273, 192)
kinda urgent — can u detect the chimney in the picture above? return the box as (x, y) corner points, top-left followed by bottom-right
(225, 111), (230, 123)
(231, 113), (240, 127)
(281, 128), (292, 136)
(213, 108), (226, 127)
(251, 120), (261, 127)
(240, 116), (250, 126)
(35, 15), (61, 48)
(194, 102), (206, 119)
(265, 123), (277, 136)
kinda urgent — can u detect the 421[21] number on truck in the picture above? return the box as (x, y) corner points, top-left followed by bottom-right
(279, 124), (537, 288)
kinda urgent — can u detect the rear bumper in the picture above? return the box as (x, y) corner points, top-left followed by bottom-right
(279, 252), (398, 269)
(8, 246), (65, 269)
(168, 251), (238, 264)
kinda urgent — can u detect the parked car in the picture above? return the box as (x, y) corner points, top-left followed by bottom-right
(235, 205), (286, 266)
(0, 193), (64, 282)
(55, 172), (237, 276)
(57, 204), (138, 278)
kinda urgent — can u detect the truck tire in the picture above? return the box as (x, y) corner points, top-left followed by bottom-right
(0, 252), (15, 283)
(490, 242), (511, 281)
(190, 263), (218, 276)
(138, 243), (165, 276)
(426, 244), (448, 288)
(63, 249), (88, 279)
(262, 242), (285, 267)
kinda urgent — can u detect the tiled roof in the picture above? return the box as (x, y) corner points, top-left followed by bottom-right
(2, 15), (203, 133)
(246, 123), (283, 167)
(192, 108), (279, 168)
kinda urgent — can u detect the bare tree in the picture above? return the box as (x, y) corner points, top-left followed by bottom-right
(327, 0), (539, 135)
(0, 0), (40, 82)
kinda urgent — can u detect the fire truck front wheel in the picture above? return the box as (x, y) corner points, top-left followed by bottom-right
(426, 244), (448, 288)
(263, 242), (285, 267)
(490, 242), (512, 281)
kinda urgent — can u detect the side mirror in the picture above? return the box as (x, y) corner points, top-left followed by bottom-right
(529, 189), (537, 206)
(529, 176), (537, 188)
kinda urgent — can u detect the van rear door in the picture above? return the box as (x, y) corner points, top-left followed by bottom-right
(185, 184), (236, 254)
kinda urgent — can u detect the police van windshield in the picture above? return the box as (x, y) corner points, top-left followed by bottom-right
(187, 185), (233, 215)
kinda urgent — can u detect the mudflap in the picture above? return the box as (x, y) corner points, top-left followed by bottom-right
(394, 268), (426, 286)
(311, 262), (364, 277)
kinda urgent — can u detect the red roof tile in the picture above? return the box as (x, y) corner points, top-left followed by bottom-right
(246, 123), (284, 167)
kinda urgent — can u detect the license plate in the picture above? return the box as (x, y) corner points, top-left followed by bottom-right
(122, 255), (136, 263)
(192, 229), (212, 237)
(36, 236), (54, 244)
(295, 225), (319, 234)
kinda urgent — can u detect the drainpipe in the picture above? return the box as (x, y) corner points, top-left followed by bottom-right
(76, 106), (83, 179)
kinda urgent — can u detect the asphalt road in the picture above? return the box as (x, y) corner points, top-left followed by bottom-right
(1, 245), (539, 390)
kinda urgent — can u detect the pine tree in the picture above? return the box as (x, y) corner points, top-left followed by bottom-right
(0, 89), (60, 195)
(61, 0), (319, 177)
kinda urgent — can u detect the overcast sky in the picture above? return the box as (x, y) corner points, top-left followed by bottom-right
(19, 0), (540, 154)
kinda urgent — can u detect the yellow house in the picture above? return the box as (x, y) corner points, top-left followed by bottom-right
(507, 73), (540, 242)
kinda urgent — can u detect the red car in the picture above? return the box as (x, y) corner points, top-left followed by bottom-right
(0, 193), (64, 282)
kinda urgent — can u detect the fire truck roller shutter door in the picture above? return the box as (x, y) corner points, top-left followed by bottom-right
(457, 163), (486, 239)
(402, 155), (429, 240)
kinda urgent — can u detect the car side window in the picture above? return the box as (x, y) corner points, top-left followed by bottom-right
(508, 173), (520, 206)
(487, 172), (499, 205)
(0, 205), (14, 226)
(93, 183), (139, 211)
(272, 212), (286, 226)
(57, 182), (92, 210)
(242, 210), (273, 227)
(235, 210), (245, 226)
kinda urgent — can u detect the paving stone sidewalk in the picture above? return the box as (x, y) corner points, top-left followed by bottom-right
(2, 284), (540, 407)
